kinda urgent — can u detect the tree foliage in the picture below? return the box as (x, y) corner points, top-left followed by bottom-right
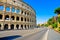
(54, 7), (60, 14)
(58, 17), (60, 23)
(52, 23), (57, 28)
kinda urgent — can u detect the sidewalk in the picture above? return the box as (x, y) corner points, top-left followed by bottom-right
(0, 28), (41, 38)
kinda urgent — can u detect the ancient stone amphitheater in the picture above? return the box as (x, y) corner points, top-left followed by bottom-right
(0, 0), (36, 30)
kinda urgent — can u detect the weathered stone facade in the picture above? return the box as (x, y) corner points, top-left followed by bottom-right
(0, 0), (36, 30)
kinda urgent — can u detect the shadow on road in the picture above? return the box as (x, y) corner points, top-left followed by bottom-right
(0, 35), (22, 40)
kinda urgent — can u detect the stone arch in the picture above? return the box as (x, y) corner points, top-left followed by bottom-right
(16, 16), (19, 21)
(0, 24), (1, 30)
(27, 18), (29, 22)
(16, 24), (19, 29)
(4, 24), (8, 30)
(21, 17), (23, 21)
(25, 25), (27, 29)
(0, 5), (4, 11)
(0, 14), (3, 19)
(25, 18), (26, 22)
(11, 16), (15, 20)
(28, 25), (29, 29)
(5, 15), (9, 20)
(10, 24), (14, 30)
(21, 25), (23, 29)
(6, 6), (10, 12)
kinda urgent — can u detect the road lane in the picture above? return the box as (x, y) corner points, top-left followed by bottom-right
(16, 28), (48, 40)
(47, 29), (60, 40)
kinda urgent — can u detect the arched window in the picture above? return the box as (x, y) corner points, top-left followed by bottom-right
(21, 10), (23, 14)
(16, 17), (19, 21)
(10, 24), (14, 30)
(5, 15), (9, 20)
(0, 5), (4, 11)
(0, 14), (2, 19)
(27, 18), (29, 22)
(16, 24), (19, 29)
(21, 17), (23, 21)
(0, 24), (1, 27)
(11, 16), (15, 20)
(25, 18), (26, 22)
(12, 7), (15, 13)
(27, 12), (29, 15)
(6, 6), (10, 12)
(4, 24), (8, 30)
(16, 9), (20, 13)
(21, 25), (23, 29)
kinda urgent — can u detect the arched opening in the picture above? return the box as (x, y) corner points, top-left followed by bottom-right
(27, 18), (29, 22)
(12, 7), (15, 13)
(0, 14), (2, 19)
(4, 24), (8, 30)
(25, 12), (26, 15)
(28, 25), (29, 29)
(21, 17), (23, 21)
(0, 5), (4, 11)
(25, 18), (26, 22)
(25, 25), (27, 29)
(27, 12), (29, 15)
(16, 24), (19, 29)
(21, 10), (23, 14)
(16, 9), (20, 13)
(16, 17), (19, 21)
(10, 24), (14, 30)
(6, 6), (10, 12)
(0, 24), (1, 30)
(11, 16), (15, 20)
(5, 15), (9, 20)
(21, 25), (23, 29)
(30, 25), (31, 28)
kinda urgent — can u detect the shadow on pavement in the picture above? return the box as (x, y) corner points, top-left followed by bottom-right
(0, 35), (22, 40)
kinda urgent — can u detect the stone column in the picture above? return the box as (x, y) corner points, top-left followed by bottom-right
(20, 16), (21, 22)
(23, 24), (25, 30)
(20, 9), (21, 14)
(29, 25), (30, 29)
(3, 13), (5, 21)
(19, 24), (21, 29)
(3, 5), (6, 21)
(23, 17), (25, 22)
(14, 24), (16, 30)
(1, 23), (4, 30)
(8, 24), (11, 30)
(15, 16), (16, 22)
(23, 11), (25, 15)
(26, 25), (28, 29)
(3, 5), (6, 12)
(10, 6), (12, 12)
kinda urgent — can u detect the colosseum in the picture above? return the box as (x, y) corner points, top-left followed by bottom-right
(0, 0), (36, 30)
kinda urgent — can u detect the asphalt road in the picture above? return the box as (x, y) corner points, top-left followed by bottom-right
(0, 28), (60, 40)
(48, 29), (60, 40)
(16, 28), (60, 40)
(16, 28), (48, 40)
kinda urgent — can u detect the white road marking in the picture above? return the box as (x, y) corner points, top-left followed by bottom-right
(41, 29), (49, 40)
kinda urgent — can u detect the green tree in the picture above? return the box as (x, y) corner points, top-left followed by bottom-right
(58, 17), (60, 23)
(52, 23), (57, 28)
(48, 18), (53, 25)
(37, 24), (40, 27)
(54, 7), (60, 14)
(44, 24), (49, 27)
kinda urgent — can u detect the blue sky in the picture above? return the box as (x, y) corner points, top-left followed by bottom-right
(23, 0), (60, 24)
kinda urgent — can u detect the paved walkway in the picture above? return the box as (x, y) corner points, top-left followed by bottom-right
(0, 28), (42, 38)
